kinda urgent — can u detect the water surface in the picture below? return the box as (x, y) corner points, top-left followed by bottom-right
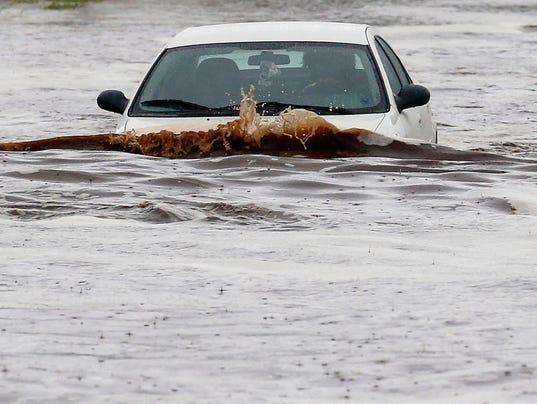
(1, 1), (536, 402)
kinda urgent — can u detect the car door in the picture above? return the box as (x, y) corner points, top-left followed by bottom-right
(373, 36), (436, 142)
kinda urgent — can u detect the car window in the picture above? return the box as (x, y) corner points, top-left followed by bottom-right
(377, 37), (412, 85)
(375, 37), (412, 95)
(130, 42), (389, 117)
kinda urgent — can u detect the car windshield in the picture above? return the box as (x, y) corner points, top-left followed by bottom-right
(130, 42), (388, 117)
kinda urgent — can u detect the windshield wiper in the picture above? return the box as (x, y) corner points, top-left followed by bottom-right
(140, 99), (351, 115)
(256, 101), (351, 114)
(140, 99), (211, 111)
(140, 99), (242, 114)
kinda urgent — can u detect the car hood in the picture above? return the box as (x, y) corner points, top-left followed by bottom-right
(122, 113), (387, 135)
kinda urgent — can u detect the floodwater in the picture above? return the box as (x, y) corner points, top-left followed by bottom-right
(1, 0), (537, 402)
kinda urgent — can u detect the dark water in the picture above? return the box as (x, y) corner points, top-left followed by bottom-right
(1, 1), (537, 402)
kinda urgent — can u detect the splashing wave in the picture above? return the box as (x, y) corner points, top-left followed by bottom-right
(0, 88), (510, 161)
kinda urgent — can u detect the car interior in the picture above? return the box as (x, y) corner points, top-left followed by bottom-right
(133, 43), (384, 115)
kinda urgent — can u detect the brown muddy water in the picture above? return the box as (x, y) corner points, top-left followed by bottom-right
(1, 1), (537, 403)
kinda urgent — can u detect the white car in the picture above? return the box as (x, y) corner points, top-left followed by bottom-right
(98, 22), (437, 143)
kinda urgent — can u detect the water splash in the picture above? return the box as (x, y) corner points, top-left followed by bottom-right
(0, 87), (509, 161)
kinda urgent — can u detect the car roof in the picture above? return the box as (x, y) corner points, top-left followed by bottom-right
(166, 22), (372, 48)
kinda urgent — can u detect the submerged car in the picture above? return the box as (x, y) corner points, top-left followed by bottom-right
(98, 22), (437, 143)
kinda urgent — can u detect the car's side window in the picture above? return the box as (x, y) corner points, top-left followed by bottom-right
(378, 37), (412, 85)
(375, 37), (412, 95)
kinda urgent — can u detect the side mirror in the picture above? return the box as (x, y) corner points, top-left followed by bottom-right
(97, 90), (129, 114)
(395, 84), (430, 112)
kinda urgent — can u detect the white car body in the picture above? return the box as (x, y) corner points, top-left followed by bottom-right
(104, 22), (436, 143)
